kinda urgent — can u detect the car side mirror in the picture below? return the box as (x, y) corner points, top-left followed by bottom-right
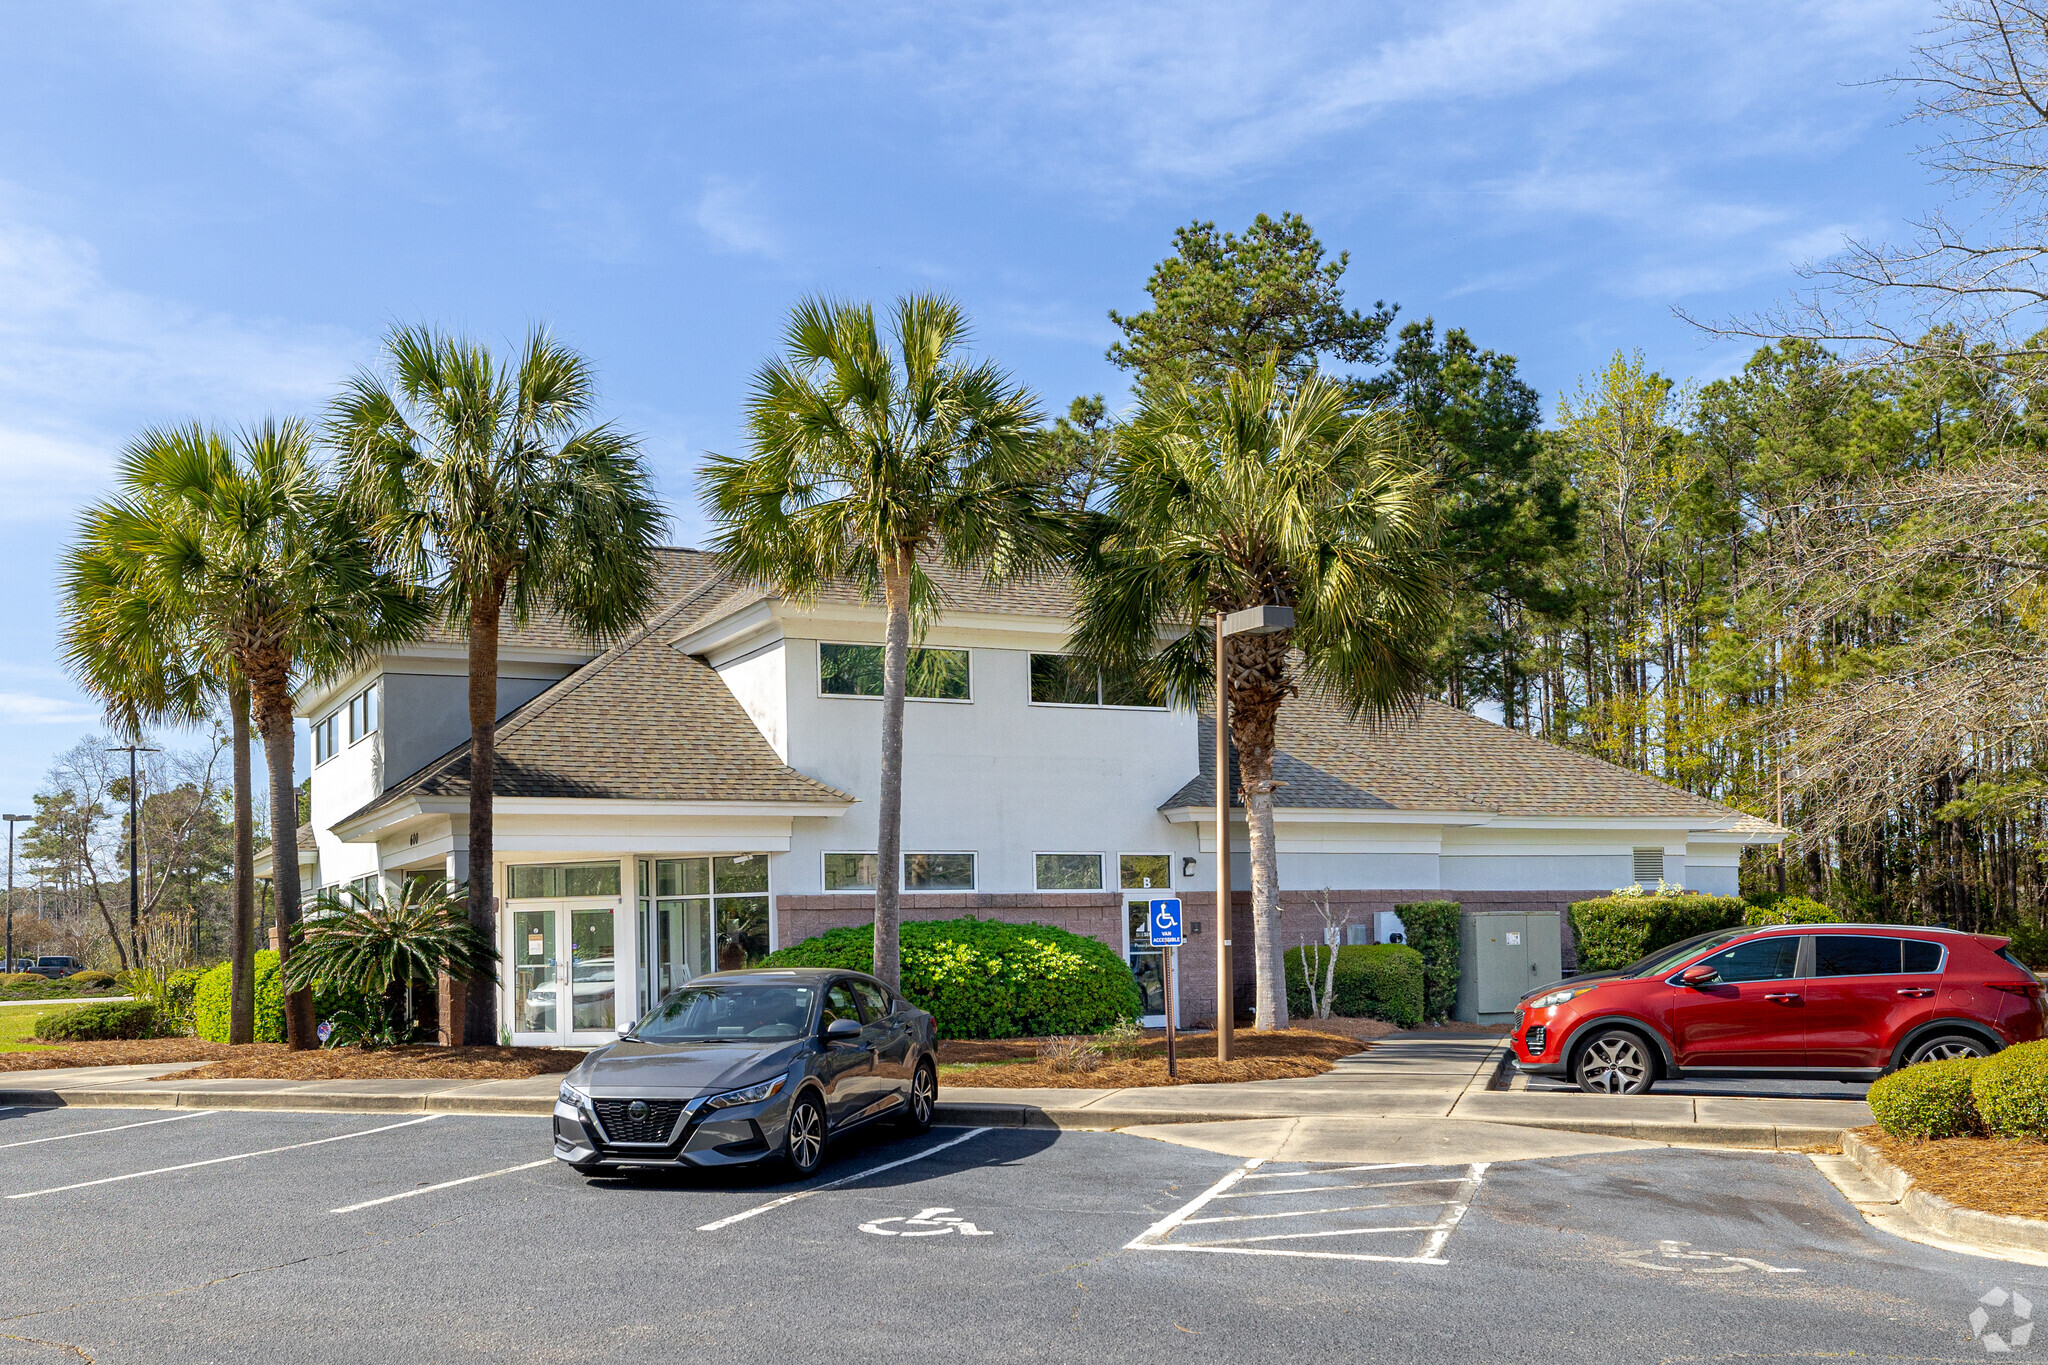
(822, 1017), (863, 1042)
(1677, 964), (1719, 988)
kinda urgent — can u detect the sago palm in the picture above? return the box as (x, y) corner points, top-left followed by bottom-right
(60, 421), (430, 1048)
(328, 326), (663, 1044)
(1070, 362), (1444, 1030)
(700, 295), (1059, 991)
(287, 880), (498, 1046)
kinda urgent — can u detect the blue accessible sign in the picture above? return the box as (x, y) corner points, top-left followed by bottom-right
(1149, 897), (1183, 948)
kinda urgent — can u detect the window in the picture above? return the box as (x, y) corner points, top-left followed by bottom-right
(1036, 853), (1104, 891)
(1632, 848), (1665, 884)
(1120, 854), (1171, 891)
(1903, 939), (1945, 974)
(1029, 654), (1157, 708)
(822, 981), (862, 1028)
(819, 643), (970, 700)
(507, 861), (622, 899)
(312, 712), (340, 765)
(1687, 936), (1800, 984)
(850, 980), (891, 1021)
(904, 853), (974, 891)
(1815, 935), (1927, 977)
(824, 853), (879, 892)
(642, 856), (773, 972)
(347, 683), (379, 743)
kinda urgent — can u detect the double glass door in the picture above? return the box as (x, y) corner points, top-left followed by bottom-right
(509, 900), (618, 1045)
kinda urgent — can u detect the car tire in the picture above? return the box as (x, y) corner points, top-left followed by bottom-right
(900, 1059), (937, 1133)
(1573, 1028), (1657, 1095)
(784, 1091), (827, 1179)
(1903, 1033), (1994, 1066)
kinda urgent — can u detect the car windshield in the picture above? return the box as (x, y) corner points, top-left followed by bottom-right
(1623, 930), (1749, 978)
(630, 983), (816, 1042)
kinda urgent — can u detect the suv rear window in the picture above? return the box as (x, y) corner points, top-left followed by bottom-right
(1814, 936), (1902, 977)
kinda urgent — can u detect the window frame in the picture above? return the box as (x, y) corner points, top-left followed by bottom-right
(817, 641), (973, 703)
(1118, 853), (1173, 892)
(1026, 653), (1166, 711)
(823, 852), (879, 893)
(1034, 851), (1105, 891)
(903, 851), (976, 893)
(347, 682), (379, 745)
(312, 712), (340, 766)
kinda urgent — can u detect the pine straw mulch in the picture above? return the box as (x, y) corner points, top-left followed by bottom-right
(937, 1027), (1368, 1089)
(158, 1045), (590, 1081)
(0, 1039), (284, 1071)
(1856, 1126), (2048, 1222)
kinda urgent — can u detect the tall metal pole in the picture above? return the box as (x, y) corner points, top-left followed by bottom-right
(128, 745), (140, 936)
(1215, 611), (1233, 1062)
(1, 815), (24, 971)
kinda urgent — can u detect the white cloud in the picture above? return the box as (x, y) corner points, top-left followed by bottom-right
(693, 178), (785, 258)
(0, 692), (99, 725)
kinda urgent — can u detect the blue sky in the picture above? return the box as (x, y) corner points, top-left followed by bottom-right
(0, 0), (1934, 821)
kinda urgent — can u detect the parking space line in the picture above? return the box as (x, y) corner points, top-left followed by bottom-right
(1177, 1223), (1451, 1247)
(0, 1111), (216, 1149)
(1186, 1200), (1435, 1225)
(5, 1115), (440, 1200)
(1216, 1176), (1465, 1200)
(330, 1159), (556, 1214)
(696, 1127), (992, 1233)
(1415, 1164), (1487, 1262)
(1124, 1156), (1265, 1250)
(1241, 1162), (1416, 1179)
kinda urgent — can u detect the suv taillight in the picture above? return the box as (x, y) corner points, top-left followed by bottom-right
(1990, 981), (2044, 999)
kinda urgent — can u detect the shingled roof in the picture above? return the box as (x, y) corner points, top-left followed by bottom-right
(670, 559), (1077, 641)
(1163, 693), (1767, 826)
(409, 547), (727, 655)
(342, 590), (851, 826)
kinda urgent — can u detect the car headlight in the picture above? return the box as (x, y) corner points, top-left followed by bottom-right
(703, 1077), (787, 1110)
(558, 1080), (590, 1108)
(1529, 987), (1589, 1010)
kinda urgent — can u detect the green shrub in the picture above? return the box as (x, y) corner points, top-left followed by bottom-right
(1868, 1057), (1984, 1139)
(194, 951), (287, 1043)
(1394, 901), (1461, 1023)
(34, 1000), (163, 1042)
(759, 918), (1142, 1039)
(1568, 895), (1747, 972)
(0, 971), (42, 989)
(1742, 895), (1838, 926)
(1972, 1040), (2048, 1140)
(1285, 943), (1424, 1027)
(68, 970), (119, 988)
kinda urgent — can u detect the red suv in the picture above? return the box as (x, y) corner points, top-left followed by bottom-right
(1513, 924), (2045, 1094)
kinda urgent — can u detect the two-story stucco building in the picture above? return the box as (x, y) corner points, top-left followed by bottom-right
(273, 548), (1783, 1046)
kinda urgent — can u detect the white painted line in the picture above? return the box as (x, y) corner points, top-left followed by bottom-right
(1186, 1199), (1443, 1226)
(1177, 1222), (1450, 1247)
(0, 1110), (216, 1150)
(1134, 1240), (1452, 1265)
(330, 1158), (555, 1214)
(697, 1127), (992, 1233)
(1127, 1160), (1490, 1266)
(1217, 1176), (1466, 1200)
(1124, 1157), (1265, 1250)
(1241, 1162), (1418, 1180)
(1416, 1163), (1487, 1261)
(5, 1115), (440, 1200)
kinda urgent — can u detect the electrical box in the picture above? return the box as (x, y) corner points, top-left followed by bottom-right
(1454, 911), (1562, 1024)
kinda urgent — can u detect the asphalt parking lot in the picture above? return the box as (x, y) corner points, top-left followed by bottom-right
(0, 1103), (2032, 1364)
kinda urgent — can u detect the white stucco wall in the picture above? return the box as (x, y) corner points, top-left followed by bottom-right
(713, 642), (790, 763)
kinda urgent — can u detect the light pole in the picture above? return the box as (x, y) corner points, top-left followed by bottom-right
(111, 746), (157, 952)
(1213, 604), (1294, 1062)
(2, 814), (25, 971)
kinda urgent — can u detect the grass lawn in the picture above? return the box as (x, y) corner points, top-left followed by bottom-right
(0, 1002), (61, 1053)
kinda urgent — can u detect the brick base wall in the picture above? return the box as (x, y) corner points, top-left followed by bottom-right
(775, 889), (1600, 1029)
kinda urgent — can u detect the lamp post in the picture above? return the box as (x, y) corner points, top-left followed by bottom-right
(1213, 604), (1294, 1062)
(2, 814), (25, 971)
(111, 746), (157, 954)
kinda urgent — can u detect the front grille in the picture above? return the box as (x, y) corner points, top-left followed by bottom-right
(593, 1099), (686, 1146)
(1524, 1025), (1547, 1054)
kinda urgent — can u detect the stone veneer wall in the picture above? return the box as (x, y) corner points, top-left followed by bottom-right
(776, 889), (1599, 1029)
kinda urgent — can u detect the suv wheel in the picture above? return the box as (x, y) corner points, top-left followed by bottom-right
(784, 1091), (827, 1179)
(1904, 1033), (1992, 1066)
(1574, 1029), (1657, 1095)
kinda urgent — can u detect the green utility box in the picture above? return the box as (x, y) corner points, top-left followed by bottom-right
(1453, 910), (1562, 1024)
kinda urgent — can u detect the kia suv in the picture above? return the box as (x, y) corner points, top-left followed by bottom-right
(1513, 924), (2044, 1094)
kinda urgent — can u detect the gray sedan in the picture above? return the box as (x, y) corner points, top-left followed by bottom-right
(552, 967), (939, 1179)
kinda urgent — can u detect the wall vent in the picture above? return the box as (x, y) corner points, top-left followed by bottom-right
(1632, 847), (1665, 885)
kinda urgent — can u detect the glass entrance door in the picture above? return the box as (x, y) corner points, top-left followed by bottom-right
(1127, 900), (1167, 1025)
(508, 901), (619, 1045)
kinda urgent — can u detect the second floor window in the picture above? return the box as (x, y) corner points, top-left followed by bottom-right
(1029, 654), (1156, 708)
(312, 712), (339, 765)
(348, 683), (379, 743)
(820, 643), (970, 700)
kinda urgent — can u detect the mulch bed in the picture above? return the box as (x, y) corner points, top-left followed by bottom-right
(160, 1045), (589, 1081)
(938, 1027), (1367, 1088)
(0, 1039), (283, 1071)
(1856, 1127), (2048, 1222)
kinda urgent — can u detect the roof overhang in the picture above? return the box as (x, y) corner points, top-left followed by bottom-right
(1159, 807), (1788, 843)
(333, 793), (854, 845)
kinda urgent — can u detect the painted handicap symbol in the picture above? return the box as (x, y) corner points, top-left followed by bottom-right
(1616, 1239), (1804, 1275)
(859, 1206), (994, 1238)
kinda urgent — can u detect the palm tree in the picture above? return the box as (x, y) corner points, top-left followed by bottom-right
(287, 880), (498, 1047)
(700, 295), (1058, 991)
(60, 422), (428, 1048)
(1069, 363), (1444, 1030)
(328, 326), (663, 1045)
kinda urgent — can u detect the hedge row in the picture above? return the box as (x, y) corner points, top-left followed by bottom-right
(1284, 944), (1424, 1027)
(193, 951), (289, 1043)
(1868, 1041), (2048, 1141)
(1395, 901), (1461, 1023)
(758, 918), (1141, 1040)
(35, 1000), (165, 1042)
(1567, 895), (1748, 972)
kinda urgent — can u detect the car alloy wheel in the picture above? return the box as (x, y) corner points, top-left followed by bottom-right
(785, 1094), (826, 1177)
(1908, 1035), (1989, 1065)
(904, 1061), (936, 1132)
(1575, 1030), (1654, 1095)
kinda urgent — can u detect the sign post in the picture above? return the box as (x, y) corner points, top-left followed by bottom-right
(1149, 897), (1183, 1078)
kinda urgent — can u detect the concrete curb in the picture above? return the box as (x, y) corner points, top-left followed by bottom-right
(1466, 1116), (1850, 1150)
(0, 1088), (555, 1118)
(1842, 1129), (2048, 1257)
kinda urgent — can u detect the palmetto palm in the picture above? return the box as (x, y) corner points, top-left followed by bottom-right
(328, 326), (663, 1044)
(287, 880), (498, 1046)
(60, 421), (429, 1048)
(700, 295), (1057, 990)
(1070, 363), (1444, 1030)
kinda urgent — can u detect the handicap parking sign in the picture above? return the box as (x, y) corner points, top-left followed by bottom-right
(1149, 897), (1183, 947)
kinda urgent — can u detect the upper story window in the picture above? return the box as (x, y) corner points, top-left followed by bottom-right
(823, 851), (975, 892)
(507, 861), (623, 899)
(820, 643), (970, 701)
(347, 682), (379, 744)
(312, 712), (340, 765)
(1120, 854), (1171, 891)
(1036, 853), (1103, 890)
(1029, 654), (1158, 708)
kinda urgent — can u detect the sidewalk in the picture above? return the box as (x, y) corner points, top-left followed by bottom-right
(0, 1032), (1873, 1148)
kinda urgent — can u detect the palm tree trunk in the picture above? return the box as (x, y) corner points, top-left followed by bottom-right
(873, 547), (913, 992)
(229, 681), (256, 1046)
(459, 584), (504, 1046)
(1238, 736), (1289, 1031)
(253, 675), (316, 1049)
